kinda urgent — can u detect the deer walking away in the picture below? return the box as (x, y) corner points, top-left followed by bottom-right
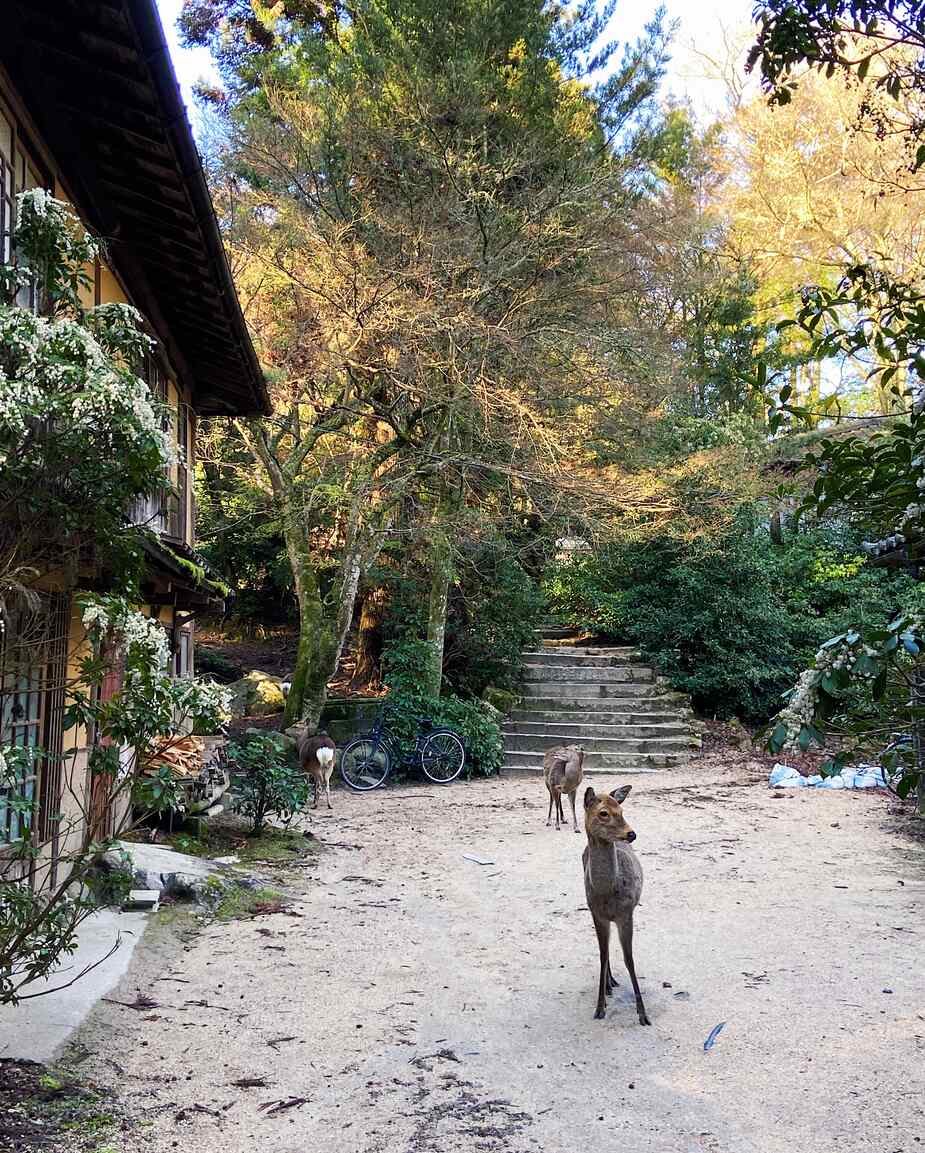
(543, 744), (585, 831)
(298, 730), (337, 810)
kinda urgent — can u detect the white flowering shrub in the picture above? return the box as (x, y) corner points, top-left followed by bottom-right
(0, 197), (232, 1004)
(769, 611), (925, 796)
(74, 592), (231, 770)
(0, 191), (172, 594)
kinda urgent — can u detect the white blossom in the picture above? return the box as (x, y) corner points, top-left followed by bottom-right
(81, 597), (171, 671)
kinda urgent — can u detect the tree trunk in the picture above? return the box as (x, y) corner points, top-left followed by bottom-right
(423, 531), (452, 698)
(282, 536), (327, 728)
(351, 584), (388, 690)
(299, 546), (363, 730)
(243, 421), (389, 731)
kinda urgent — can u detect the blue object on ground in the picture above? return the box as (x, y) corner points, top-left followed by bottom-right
(704, 1022), (725, 1051)
(769, 763), (886, 790)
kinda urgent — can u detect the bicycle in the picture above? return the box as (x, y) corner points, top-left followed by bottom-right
(339, 705), (466, 791)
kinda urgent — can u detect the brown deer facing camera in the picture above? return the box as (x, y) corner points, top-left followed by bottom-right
(298, 730), (337, 810)
(582, 785), (651, 1025)
(543, 744), (585, 831)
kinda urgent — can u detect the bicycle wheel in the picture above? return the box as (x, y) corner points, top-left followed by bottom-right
(340, 737), (391, 791)
(420, 729), (466, 784)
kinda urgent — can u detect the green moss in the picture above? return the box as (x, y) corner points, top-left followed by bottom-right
(212, 884), (288, 921)
(152, 902), (194, 929)
(161, 822), (317, 864)
(160, 542), (231, 599)
(481, 685), (520, 714)
(7, 1067), (120, 1151)
(237, 829), (316, 863)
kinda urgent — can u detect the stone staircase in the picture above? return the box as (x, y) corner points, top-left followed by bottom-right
(501, 625), (696, 775)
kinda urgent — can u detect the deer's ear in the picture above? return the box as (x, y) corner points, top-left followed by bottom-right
(610, 785), (632, 804)
(583, 787), (597, 809)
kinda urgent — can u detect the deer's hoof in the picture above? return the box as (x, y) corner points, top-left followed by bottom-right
(638, 1012), (652, 1026)
(594, 1007), (606, 1020)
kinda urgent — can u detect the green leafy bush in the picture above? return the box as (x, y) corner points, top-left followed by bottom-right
(375, 569), (506, 776)
(543, 554), (627, 636)
(546, 511), (914, 721)
(443, 541), (546, 697)
(377, 689), (503, 778)
(378, 539), (544, 702)
(228, 733), (309, 833)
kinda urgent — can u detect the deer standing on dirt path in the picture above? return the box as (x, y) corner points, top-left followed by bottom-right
(543, 744), (585, 831)
(582, 785), (651, 1025)
(298, 731), (337, 810)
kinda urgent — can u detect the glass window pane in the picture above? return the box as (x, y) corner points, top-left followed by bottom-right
(0, 113), (11, 162)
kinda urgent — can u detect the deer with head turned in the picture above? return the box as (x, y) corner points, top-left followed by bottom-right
(298, 730), (336, 810)
(582, 784), (651, 1025)
(543, 744), (585, 831)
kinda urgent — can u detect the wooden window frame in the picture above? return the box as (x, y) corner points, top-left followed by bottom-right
(0, 87), (53, 313)
(0, 594), (69, 868)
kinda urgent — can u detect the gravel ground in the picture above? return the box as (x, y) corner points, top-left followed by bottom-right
(74, 757), (925, 1153)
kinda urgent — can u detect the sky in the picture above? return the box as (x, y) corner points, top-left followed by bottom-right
(155, 0), (757, 129)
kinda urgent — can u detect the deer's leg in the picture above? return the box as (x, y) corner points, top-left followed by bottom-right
(555, 791), (564, 830)
(617, 914), (651, 1026)
(311, 770), (319, 809)
(606, 958), (618, 992)
(592, 915), (610, 1019)
(546, 787), (554, 826)
(568, 790), (579, 832)
(325, 771), (332, 809)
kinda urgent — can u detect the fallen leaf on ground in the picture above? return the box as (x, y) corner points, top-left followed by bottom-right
(259, 1096), (310, 1116)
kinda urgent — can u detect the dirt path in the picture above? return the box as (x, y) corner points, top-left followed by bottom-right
(76, 761), (925, 1153)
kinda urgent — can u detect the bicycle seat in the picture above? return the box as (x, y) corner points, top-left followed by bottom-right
(419, 717), (435, 731)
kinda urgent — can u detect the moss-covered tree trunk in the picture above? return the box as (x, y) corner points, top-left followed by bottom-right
(298, 545), (362, 729)
(423, 530), (453, 697)
(240, 421), (396, 731)
(281, 498), (328, 728)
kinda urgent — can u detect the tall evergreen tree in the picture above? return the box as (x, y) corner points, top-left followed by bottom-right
(184, 0), (671, 723)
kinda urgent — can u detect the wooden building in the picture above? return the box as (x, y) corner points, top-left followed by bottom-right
(0, 0), (268, 879)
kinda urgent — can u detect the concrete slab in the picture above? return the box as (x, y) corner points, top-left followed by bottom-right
(0, 906), (150, 1064)
(117, 839), (218, 885)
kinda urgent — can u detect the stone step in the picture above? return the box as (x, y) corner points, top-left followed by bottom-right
(501, 749), (688, 771)
(522, 680), (663, 698)
(503, 732), (691, 755)
(521, 650), (641, 667)
(511, 707), (689, 724)
(513, 633), (694, 774)
(515, 694), (688, 713)
(536, 646), (639, 658)
(523, 664), (654, 684)
(503, 719), (690, 739)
